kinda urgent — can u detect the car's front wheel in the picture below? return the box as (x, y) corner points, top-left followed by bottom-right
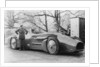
(47, 37), (59, 55)
(10, 37), (18, 50)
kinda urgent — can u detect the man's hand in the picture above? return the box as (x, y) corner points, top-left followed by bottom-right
(25, 29), (28, 35)
(15, 30), (19, 34)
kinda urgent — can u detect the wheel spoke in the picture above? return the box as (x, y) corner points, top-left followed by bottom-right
(11, 38), (16, 49)
(48, 40), (57, 54)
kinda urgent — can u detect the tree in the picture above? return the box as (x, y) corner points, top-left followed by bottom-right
(44, 11), (48, 32)
(22, 10), (49, 32)
(5, 10), (21, 28)
(21, 10), (85, 33)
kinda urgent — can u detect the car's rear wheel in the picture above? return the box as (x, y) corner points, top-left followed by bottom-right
(10, 37), (17, 50)
(47, 37), (59, 55)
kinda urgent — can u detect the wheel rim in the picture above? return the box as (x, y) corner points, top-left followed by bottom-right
(47, 40), (57, 54)
(11, 38), (16, 49)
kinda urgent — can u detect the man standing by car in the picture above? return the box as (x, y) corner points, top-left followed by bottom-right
(15, 25), (28, 50)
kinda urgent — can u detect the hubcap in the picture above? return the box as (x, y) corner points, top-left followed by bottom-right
(11, 38), (16, 49)
(47, 40), (57, 54)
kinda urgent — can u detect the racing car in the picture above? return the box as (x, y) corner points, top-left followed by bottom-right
(9, 32), (84, 55)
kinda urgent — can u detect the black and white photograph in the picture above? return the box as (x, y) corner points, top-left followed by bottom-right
(3, 9), (85, 63)
(0, 8), (89, 66)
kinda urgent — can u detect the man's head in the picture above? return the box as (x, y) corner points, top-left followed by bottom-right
(20, 25), (23, 28)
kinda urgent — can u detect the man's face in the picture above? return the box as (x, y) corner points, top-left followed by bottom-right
(20, 25), (23, 28)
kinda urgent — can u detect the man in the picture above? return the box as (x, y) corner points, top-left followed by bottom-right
(15, 25), (28, 50)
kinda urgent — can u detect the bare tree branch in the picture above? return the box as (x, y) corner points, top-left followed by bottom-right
(47, 10), (54, 17)
(23, 19), (47, 32)
(23, 13), (55, 18)
(58, 10), (80, 16)
(32, 22), (46, 32)
(38, 17), (46, 27)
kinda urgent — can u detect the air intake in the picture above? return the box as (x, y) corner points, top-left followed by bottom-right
(76, 42), (84, 50)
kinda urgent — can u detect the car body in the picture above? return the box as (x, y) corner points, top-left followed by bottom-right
(10, 32), (84, 54)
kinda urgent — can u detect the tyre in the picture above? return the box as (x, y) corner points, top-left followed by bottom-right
(47, 37), (59, 55)
(10, 37), (18, 50)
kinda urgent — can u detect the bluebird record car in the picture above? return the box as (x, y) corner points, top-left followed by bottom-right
(9, 32), (84, 55)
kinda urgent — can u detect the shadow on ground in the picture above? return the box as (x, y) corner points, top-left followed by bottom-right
(22, 48), (84, 57)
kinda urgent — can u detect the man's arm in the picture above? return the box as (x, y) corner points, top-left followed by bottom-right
(25, 29), (28, 34)
(15, 29), (19, 34)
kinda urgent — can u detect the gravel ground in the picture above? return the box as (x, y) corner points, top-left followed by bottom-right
(4, 45), (85, 63)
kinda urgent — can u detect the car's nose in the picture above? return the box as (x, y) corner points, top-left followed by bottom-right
(76, 42), (84, 50)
